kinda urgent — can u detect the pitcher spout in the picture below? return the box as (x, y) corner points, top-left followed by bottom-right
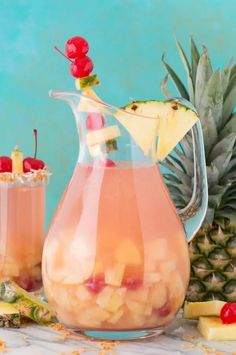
(49, 90), (81, 112)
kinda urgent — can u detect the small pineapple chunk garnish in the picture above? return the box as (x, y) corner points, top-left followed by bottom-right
(0, 279), (56, 324)
(75, 74), (100, 90)
(198, 316), (236, 341)
(0, 301), (20, 328)
(183, 300), (226, 319)
(86, 125), (121, 147)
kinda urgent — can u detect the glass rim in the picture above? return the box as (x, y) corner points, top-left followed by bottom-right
(49, 90), (172, 121)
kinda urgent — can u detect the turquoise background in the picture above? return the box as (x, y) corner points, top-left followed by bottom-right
(0, 0), (235, 226)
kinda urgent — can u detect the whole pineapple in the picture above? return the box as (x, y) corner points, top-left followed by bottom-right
(161, 37), (236, 302)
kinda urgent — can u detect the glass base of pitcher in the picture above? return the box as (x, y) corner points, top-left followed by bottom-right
(72, 327), (164, 340)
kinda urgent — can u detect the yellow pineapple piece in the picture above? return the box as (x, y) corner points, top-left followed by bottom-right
(184, 300), (226, 319)
(144, 304), (152, 316)
(115, 239), (142, 265)
(167, 271), (185, 299)
(96, 286), (114, 308)
(11, 146), (23, 174)
(105, 263), (126, 287)
(75, 285), (92, 301)
(86, 125), (121, 146)
(127, 288), (149, 303)
(77, 305), (110, 327)
(150, 282), (167, 309)
(119, 100), (198, 160)
(106, 293), (125, 313)
(125, 299), (145, 315)
(108, 307), (124, 324)
(96, 286), (126, 313)
(114, 109), (159, 156)
(198, 316), (236, 341)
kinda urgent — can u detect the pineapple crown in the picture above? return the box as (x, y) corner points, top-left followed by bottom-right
(161, 37), (236, 228)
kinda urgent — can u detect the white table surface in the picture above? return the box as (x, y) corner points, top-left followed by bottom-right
(0, 313), (236, 355)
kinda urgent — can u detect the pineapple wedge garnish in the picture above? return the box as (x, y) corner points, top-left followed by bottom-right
(198, 316), (236, 341)
(183, 300), (226, 319)
(119, 100), (198, 160)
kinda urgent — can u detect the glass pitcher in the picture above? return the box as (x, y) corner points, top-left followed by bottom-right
(42, 91), (208, 340)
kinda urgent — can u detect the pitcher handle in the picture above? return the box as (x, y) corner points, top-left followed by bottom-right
(165, 98), (208, 242)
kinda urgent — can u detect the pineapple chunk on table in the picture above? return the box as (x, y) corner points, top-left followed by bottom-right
(198, 316), (236, 341)
(184, 300), (226, 319)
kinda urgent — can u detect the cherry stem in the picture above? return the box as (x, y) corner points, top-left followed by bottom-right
(33, 129), (38, 159)
(54, 46), (73, 63)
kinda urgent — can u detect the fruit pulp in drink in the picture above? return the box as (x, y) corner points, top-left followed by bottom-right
(43, 162), (190, 329)
(0, 183), (45, 291)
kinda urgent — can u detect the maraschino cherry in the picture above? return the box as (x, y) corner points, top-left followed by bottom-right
(54, 41), (94, 79)
(220, 302), (236, 324)
(85, 274), (105, 294)
(86, 113), (105, 130)
(0, 156), (12, 173)
(23, 129), (45, 173)
(70, 56), (93, 78)
(65, 36), (89, 59)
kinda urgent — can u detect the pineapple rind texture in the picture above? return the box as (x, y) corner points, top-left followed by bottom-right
(0, 279), (57, 324)
(161, 38), (236, 302)
(0, 301), (20, 328)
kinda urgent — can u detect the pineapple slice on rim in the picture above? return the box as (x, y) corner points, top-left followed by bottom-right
(118, 100), (198, 160)
(79, 88), (198, 161)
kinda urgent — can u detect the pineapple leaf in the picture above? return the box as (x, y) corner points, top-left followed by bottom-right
(224, 73), (236, 100)
(230, 64), (236, 79)
(219, 113), (236, 138)
(201, 108), (218, 155)
(224, 157), (236, 175)
(162, 161), (191, 185)
(223, 76), (236, 123)
(175, 38), (195, 102)
(203, 208), (215, 226)
(195, 46), (213, 110)
(216, 208), (236, 220)
(166, 191), (186, 206)
(199, 69), (223, 129)
(173, 148), (194, 175)
(222, 58), (234, 94)
(208, 133), (236, 162)
(165, 154), (186, 173)
(190, 36), (200, 84)
(160, 75), (172, 99)
(179, 135), (193, 159)
(206, 165), (220, 186)
(161, 54), (189, 99)
(167, 183), (192, 199)
(211, 151), (233, 178)
(209, 193), (223, 208)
